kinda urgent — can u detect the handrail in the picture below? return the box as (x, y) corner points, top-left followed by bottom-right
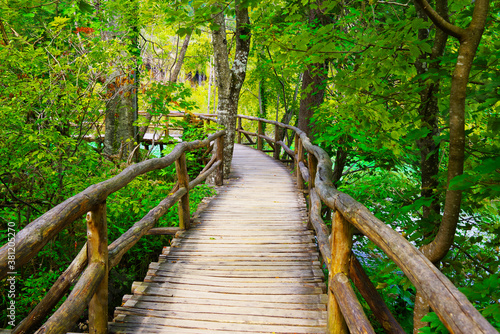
(235, 115), (498, 334)
(0, 130), (224, 278)
(2, 130), (226, 334)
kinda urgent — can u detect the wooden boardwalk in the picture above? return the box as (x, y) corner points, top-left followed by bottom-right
(110, 144), (328, 333)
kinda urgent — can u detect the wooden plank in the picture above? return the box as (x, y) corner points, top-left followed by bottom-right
(154, 260), (322, 266)
(114, 307), (327, 326)
(162, 255), (320, 262)
(150, 261), (321, 270)
(113, 315), (326, 333)
(142, 267), (324, 278)
(145, 274), (326, 287)
(110, 322), (260, 334)
(131, 283), (327, 304)
(155, 261), (321, 269)
(122, 294), (327, 310)
(110, 144), (328, 333)
(169, 244), (318, 251)
(177, 236), (315, 243)
(120, 300), (326, 319)
(109, 321), (326, 334)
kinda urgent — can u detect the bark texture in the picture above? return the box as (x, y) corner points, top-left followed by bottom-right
(298, 3), (332, 138)
(104, 75), (135, 158)
(412, 0), (449, 330)
(414, 0), (489, 266)
(298, 63), (328, 138)
(138, 33), (192, 140)
(414, 0), (448, 225)
(411, 0), (490, 331)
(211, 0), (251, 177)
(170, 33), (192, 83)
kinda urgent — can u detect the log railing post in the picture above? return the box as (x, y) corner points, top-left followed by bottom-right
(215, 135), (225, 186)
(349, 255), (406, 333)
(237, 117), (242, 144)
(296, 136), (304, 190)
(273, 124), (280, 160)
(327, 210), (353, 334)
(257, 120), (263, 151)
(176, 152), (190, 230)
(308, 152), (318, 190)
(87, 202), (108, 334)
(164, 115), (170, 138)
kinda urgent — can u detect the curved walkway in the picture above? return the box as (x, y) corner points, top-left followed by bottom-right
(110, 144), (328, 333)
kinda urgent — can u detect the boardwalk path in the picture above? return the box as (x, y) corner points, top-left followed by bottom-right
(110, 144), (328, 333)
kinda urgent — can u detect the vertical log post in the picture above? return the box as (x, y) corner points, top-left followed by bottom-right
(327, 210), (353, 334)
(87, 202), (108, 334)
(308, 152), (318, 190)
(257, 120), (263, 151)
(296, 136), (304, 190)
(273, 124), (280, 160)
(237, 117), (242, 144)
(176, 152), (190, 230)
(306, 153), (318, 230)
(215, 135), (225, 186)
(164, 115), (170, 138)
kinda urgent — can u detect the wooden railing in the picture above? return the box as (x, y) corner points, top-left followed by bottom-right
(235, 115), (498, 334)
(0, 130), (225, 334)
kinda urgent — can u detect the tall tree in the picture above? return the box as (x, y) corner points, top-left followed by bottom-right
(411, 0), (490, 330)
(297, 3), (332, 138)
(210, 0), (251, 177)
(137, 31), (192, 140)
(102, 0), (140, 159)
(412, 0), (449, 330)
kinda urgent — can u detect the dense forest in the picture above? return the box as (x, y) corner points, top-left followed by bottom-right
(1, 0), (499, 332)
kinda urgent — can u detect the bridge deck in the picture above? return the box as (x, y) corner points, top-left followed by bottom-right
(110, 144), (328, 333)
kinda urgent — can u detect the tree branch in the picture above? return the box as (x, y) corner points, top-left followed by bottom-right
(451, 243), (495, 275)
(0, 19), (9, 45)
(0, 177), (42, 214)
(413, 0), (466, 39)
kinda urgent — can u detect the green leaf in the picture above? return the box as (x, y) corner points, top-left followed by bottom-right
(78, 0), (94, 13)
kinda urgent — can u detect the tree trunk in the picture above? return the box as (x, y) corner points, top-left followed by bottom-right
(170, 32), (192, 83)
(412, 0), (448, 330)
(211, 0), (251, 177)
(411, 0), (490, 331)
(104, 74), (135, 158)
(297, 3), (332, 138)
(137, 32), (192, 141)
(298, 63), (328, 139)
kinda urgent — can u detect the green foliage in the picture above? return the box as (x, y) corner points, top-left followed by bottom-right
(0, 1), (217, 326)
(1, 0), (499, 331)
(141, 81), (196, 117)
(420, 275), (500, 332)
(174, 113), (219, 178)
(353, 242), (416, 333)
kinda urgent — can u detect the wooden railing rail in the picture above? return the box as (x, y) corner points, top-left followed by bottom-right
(1, 130), (225, 334)
(235, 115), (498, 334)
